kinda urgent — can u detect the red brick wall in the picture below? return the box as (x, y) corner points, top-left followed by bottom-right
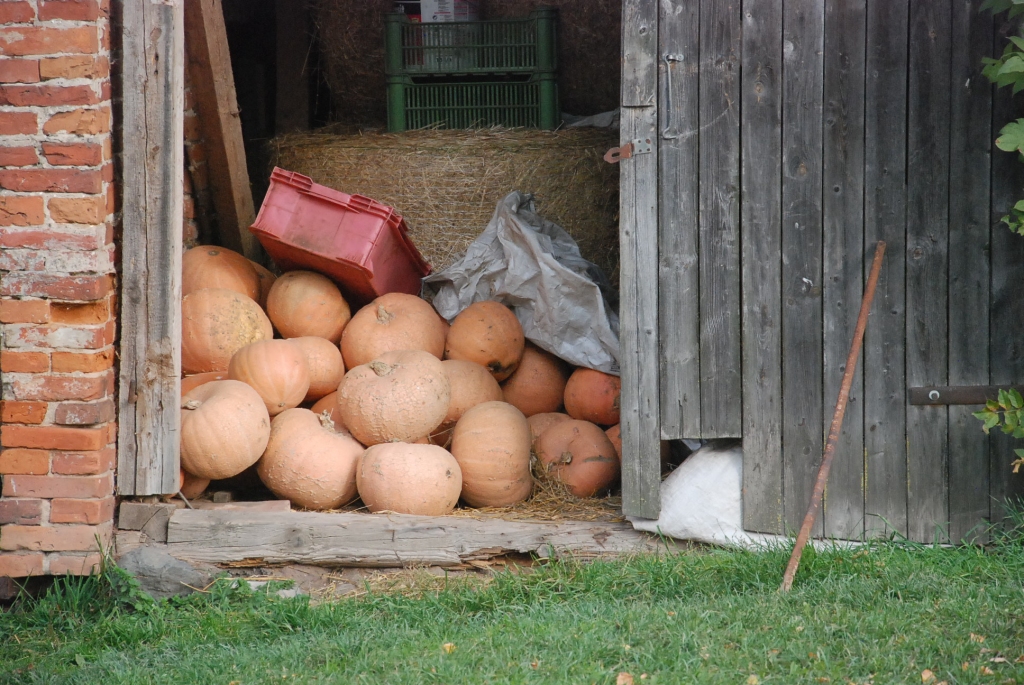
(0, 0), (115, 578)
(183, 70), (213, 248)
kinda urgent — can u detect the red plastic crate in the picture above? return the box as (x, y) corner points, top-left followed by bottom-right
(250, 168), (431, 303)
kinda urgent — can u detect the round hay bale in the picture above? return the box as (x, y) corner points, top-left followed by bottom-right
(269, 127), (620, 286)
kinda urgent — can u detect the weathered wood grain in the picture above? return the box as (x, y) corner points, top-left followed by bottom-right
(117, 0), (184, 496)
(739, 0), (783, 534)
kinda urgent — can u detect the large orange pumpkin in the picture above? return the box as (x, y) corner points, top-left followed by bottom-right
(534, 419), (620, 497)
(450, 401), (532, 507)
(340, 292), (447, 369)
(604, 423), (671, 470)
(228, 339), (310, 416)
(180, 371), (227, 397)
(563, 368), (621, 426)
(337, 349), (451, 446)
(500, 343), (569, 416)
(430, 359), (503, 447)
(444, 300), (524, 381)
(249, 259), (277, 310)
(291, 336), (345, 402)
(180, 380), (271, 480)
(266, 270), (351, 342)
(181, 288), (273, 374)
(356, 442), (462, 515)
(178, 468), (210, 500)
(181, 246), (260, 301)
(258, 408), (364, 510)
(527, 412), (572, 451)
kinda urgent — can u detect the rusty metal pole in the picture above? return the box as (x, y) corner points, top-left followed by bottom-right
(780, 241), (886, 593)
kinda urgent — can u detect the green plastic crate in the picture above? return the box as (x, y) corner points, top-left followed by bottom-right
(388, 75), (558, 131)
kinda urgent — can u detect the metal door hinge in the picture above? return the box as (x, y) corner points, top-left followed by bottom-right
(604, 137), (653, 164)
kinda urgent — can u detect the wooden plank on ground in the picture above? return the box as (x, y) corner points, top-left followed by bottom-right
(947, 0), (992, 544)
(619, 0), (661, 519)
(821, 0), (867, 541)
(658, 0), (700, 440)
(739, 0), (784, 534)
(780, 0), (825, 534)
(274, 0), (311, 133)
(117, 0), (184, 496)
(167, 510), (663, 566)
(184, 0), (261, 260)
(697, 0), (742, 438)
(863, 0), (909, 539)
(905, 0), (952, 544)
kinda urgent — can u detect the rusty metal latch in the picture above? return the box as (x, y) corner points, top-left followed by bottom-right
(604, 137), (653, 164)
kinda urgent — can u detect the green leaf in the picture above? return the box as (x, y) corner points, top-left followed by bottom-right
(1009, 36), (1024, 52)
(987, 400), (1001, 412)
(1015, 448), (1024, 458)
(996, 120), (1024, 153)
(997, 55), (1024, 74)
(1013, 426), (1024, 439)
(999, 388), (1012, 409)
(985, 414), (1001, 432)
(1010, 389), (1023, 409)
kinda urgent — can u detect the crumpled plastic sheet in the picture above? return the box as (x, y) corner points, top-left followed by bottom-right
(423, 191), (620, 374)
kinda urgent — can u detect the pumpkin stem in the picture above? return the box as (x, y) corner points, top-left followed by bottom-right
(558, 450), (573, 465)
(318, 411), (336, 431)
(369, 361), (394, 377)
(182, 399), (201, 410)
(376, 305), (394, 324)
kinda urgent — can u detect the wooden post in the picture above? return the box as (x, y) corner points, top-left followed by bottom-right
(118, 0), (185, 496)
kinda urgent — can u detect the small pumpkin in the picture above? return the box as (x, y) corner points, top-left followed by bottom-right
(340, 293), (448, 369)
(228, 339), (310, 416)
(450, 401), (532, 507)
(430, 360), (503, 447)
(249, 259), (277, 310)
(338, 349), (451, 446)
(178, 468), (210, 500)
(309, 391), (353, 436)
(291, 336), (345, 402)
(181, 246), (260, 301)
(181, 288), (273, 374)
(444, 300), (524, 381)
(527, 412), (572, 451)
(535, 419), (620, 497)
(258, 408), (364, 510)
(180, 371), (227, 397)
(356, 442), (462, 515)
(266, 270), (351, 342)
(564, 368), (621, 426)
(180, 380), (271, 480)
(500, 343), (570, 416)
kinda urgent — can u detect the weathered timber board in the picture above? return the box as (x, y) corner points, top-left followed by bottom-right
(166, 510), (663, 566)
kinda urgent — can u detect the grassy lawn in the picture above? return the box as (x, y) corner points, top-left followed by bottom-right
(3, 538), (1024, 685)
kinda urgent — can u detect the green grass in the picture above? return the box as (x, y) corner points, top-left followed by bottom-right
(3, 538), (1024, 684)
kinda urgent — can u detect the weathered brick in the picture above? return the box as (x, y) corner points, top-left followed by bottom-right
(0, 145), (38, 166)
(1, 424), (107, 450)
(0, 27), (98, 56)
(4, 373), (111, 402)
(0, 448), (49, 474)
(50, 348), (113, 373)
(48, 553), (102, 576)
(5, 323), (108, 349)
(2, 472), (113, 499)
(39, 0), (101, 22)
(0, 249), (45, 271)
(47, 196), (106, 224)
(0, 168), (101, 193)
(0, 196), (44, 227)
(0, 522), (112, 552)
(0, 225), (107, 251)
(1, 273), (113, 300)
(43, 107), (109, 135)
(0, 58), (40, 83)
(0, 499), (43, 525)
(39, 55), (107, 80)
(0, 553), (44, 577)
(49, 496), (114, 524)
(0, 350), (49, 373)
(49, 298), (109, 325)
(54, 398), (113, 426)
(51, 447), (113, 475)
(42, 142), (101, 167)
(0, 2), (35, 24)
(0, 84), (98, 107)
(0, 299), (49, 324)
(0, 110), (36, 135)
(0, 401), (48, 424)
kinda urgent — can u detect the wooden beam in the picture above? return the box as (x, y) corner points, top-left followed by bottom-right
(118, 0), (185, 496)
(166, 510), (663, 566)
(275, 0), (311, 133)
(184, 0), (261, 259)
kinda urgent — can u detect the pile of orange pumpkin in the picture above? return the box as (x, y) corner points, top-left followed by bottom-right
(175, 245), (624, 515)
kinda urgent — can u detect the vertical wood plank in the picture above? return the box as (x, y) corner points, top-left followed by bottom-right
(184, 0), (261, 260)
(620, 0), (661, 519)
(906, 0), (952, 544)
(821, 0), (867, 540)
(118, 0), (185, 496)
(780, 0), (825, 534)
(698, 0), (742, 439)
(863, 0), (909, 538)
(275, 0), (311, 133)
(658, 0), (701, 440)
(948, 0), (992, 544)
(740, 0), (784, 534)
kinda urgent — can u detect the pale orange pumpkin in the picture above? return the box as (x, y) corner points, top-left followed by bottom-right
(181, 246), (260, 301)
(356, 442), (462, 515)
(227, 339), (310, 416)
(257, 408), (364, 510)
(291, 336), (345, 402)
(535, 419), (620, 497)
(309, 390), (353, 436)
(181, 288), (273, 374)
(444, 300), (524, 381)
(266, 270), (351, 342)
(500, 343), (569, 416)
(180, 371), (227, 396)
(178, 468), (210, 499)
(564, 368), (621, 426)
(337, 349), (451, 446)
(429, 359), (503, 447)
(527, 412), (572, 451)
(450, 401), (532, 507)
(249, 259), (277, 310)
(605, 424), (622, 459)
(340, 292), (448, 369)
(180, 380), (271, 480)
